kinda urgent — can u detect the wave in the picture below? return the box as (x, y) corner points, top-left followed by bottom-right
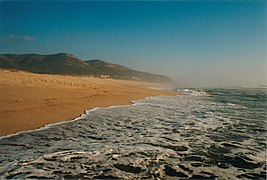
(0, 91), (265, 179)
(176, 88), (208, 96)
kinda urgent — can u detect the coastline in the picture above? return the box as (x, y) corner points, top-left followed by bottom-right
(0, 96), (162, 140)
(0, 70), (176, 136)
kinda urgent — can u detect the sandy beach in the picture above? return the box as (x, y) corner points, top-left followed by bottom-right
(0, 70), (176, 136)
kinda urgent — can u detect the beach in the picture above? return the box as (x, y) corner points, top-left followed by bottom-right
(0, 70), (176, 136)
(0, 87), (265, 179)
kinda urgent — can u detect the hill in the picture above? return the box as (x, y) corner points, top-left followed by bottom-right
(0, 53), (96, 75)
(85, 59), (173, 83)
(0, 53), (173, 83)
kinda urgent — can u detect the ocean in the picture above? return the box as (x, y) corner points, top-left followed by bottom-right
(0, 88), (266, 179)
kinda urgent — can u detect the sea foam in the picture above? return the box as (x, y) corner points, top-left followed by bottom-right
(0, 89), (266, 179)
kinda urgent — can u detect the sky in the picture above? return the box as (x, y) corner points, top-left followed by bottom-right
(0, 1), (266, 87)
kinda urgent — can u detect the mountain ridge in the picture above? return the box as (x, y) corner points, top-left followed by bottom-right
(0, 53), (174, 83)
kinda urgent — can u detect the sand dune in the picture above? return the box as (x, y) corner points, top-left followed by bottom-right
(0, 70), (176, 136)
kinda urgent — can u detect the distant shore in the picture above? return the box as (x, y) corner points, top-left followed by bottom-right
(0, 70), (176, 136)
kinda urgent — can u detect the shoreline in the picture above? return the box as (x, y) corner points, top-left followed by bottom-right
(0, 95), (168, 140)
(0, 70), (176, 136)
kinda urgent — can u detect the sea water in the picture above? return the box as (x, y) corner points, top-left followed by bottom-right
(0, 88), (266, 179)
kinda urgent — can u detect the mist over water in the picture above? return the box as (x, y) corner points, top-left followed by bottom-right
(168, 64), (267, 88)
(0, 88), (266, 179)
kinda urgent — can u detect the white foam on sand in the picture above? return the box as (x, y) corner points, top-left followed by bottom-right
(0, 96), (158, 140)
(0, 93), (265, 179)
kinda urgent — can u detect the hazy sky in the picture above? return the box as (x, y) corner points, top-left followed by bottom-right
(0, 1), (266, 87)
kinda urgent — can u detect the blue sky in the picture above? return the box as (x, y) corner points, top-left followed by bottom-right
(0, 1), (266, 87)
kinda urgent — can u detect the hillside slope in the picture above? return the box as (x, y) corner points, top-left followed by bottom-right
(0, 53), (173, 83)
(86, 59), (173, 83)
(1, 53), (96, 75)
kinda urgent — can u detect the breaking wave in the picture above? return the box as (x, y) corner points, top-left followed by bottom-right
(0, 89), (266, 179)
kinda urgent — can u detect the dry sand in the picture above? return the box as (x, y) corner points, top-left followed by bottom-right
(0, 70), (176, 136)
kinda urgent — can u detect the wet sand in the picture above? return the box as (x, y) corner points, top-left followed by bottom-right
(0, 70), (176, 136)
